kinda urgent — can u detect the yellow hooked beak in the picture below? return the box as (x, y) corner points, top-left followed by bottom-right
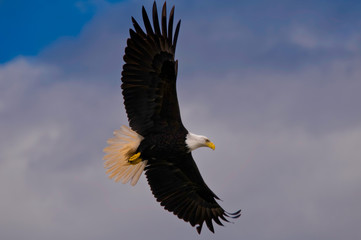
(206, 141), (215, 150)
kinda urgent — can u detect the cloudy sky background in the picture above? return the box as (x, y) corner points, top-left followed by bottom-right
(1, 0), (361, 239)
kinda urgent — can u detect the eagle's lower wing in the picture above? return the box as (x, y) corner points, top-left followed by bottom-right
(145, 153), (241, 234)
(121, 2), (184, 136)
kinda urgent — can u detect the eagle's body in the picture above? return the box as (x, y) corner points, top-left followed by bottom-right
(103, 2), (240, 234)
(137, 126), (188, 159)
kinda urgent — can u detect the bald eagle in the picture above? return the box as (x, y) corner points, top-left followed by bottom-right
(103, 1), (240, 234)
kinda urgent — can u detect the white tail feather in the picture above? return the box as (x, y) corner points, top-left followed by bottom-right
(103, 125), (146, 186)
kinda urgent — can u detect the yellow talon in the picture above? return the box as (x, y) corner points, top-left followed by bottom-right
(128, 152), (142, 164)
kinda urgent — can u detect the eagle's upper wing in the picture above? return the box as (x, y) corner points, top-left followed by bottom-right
(145, 153), (241, 234)
(121, 2), (183, 136)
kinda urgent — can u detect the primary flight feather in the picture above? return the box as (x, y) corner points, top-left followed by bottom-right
(103, 1), (241, 234)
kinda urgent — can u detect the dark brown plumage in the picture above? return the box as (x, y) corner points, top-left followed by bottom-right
(118, 1), (241, 234)
(122, 2), (181, 136)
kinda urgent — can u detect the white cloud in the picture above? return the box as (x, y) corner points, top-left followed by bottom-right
(2, 56), (361, 240)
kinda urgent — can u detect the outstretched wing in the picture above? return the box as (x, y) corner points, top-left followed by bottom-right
(145, 153), (241, 234)
(121, 2), (183, 136)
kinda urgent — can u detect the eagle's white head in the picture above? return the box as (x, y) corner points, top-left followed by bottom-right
(185, 132), (215, 152)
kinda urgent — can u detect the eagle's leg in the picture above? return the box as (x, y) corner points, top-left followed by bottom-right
(128, 152), (142, 165)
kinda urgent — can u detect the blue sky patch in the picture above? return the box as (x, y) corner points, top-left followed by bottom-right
(0, 0), (123, 63)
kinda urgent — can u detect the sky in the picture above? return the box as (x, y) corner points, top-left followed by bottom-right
(1, 0), (361, 239)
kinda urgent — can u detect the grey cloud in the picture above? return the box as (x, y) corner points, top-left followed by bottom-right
(1, 1), (361, 239)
